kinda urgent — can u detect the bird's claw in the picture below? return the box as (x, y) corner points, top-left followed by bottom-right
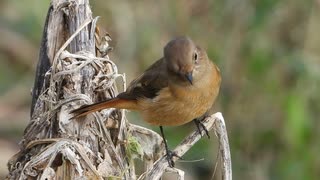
(165, 150), (181, 167)
(194, 119), (210, 138)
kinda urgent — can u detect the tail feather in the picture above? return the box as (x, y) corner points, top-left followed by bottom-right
(70, 98), (138, 119)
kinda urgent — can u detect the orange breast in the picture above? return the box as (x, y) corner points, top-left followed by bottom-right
(137, 64), (220, 126)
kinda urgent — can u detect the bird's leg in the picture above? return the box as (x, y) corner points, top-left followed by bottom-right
(194, 117), (210, 138)
(159, 126), (181, 167)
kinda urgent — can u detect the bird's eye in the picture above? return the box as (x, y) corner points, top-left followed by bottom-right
(193, 52), (198, 63)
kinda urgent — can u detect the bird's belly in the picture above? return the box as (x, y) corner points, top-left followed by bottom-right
(137, 88), (213, 126)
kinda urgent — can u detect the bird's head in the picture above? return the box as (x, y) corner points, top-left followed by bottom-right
(164, 36), (208, 85)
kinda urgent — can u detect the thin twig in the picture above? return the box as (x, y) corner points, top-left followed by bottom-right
(144, 112), (232, 180)
(214, 113), (232, 180)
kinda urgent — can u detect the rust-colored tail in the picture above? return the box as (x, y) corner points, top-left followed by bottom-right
(70, 97), (138, 119)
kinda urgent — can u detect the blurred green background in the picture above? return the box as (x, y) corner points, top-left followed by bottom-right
(1, 0), (319, 179)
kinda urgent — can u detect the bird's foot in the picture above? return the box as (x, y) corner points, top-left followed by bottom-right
(165, 149), (181, 168)
(194, 118), (210, 138)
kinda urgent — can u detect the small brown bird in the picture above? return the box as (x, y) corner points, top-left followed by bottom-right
(71, 36), (221, 167)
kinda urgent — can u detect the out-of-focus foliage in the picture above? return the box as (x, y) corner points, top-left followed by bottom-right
(0, 0), (319, 179)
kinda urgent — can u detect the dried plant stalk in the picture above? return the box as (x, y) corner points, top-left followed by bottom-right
(7, 0), (133, 179)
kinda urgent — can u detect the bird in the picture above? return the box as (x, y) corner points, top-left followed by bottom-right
(71, 36), (221, 167)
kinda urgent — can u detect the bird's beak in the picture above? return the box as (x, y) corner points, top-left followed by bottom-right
(185, 72), (193, 85)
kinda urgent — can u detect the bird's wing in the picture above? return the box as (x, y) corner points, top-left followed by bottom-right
(117, 58), (168, 100)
